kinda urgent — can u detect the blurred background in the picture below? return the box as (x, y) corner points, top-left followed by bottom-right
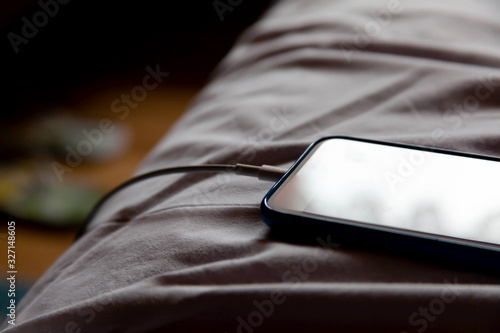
(0, 0), (272, 303)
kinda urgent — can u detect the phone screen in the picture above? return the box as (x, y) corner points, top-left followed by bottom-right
(268, 138), (500, 246)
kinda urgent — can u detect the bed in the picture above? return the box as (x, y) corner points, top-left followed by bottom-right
(5, 0), (500, 332)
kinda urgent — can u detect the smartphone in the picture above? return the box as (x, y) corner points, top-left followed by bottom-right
(261, 136), (500, 271)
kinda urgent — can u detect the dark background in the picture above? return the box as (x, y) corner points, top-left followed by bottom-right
(0, 0), (273, 285)
(0, 0), (273, 121)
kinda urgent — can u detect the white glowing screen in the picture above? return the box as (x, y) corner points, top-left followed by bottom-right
(270, 139), (500, 245)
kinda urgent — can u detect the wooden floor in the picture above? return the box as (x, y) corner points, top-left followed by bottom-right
(10, 84), (200, 282)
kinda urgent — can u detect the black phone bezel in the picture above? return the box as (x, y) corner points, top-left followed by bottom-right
(260, 136), (500, 272)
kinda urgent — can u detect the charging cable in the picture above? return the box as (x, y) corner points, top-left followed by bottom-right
(76, 163), (288, 239)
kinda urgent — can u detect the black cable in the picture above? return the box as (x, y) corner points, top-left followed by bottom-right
(76, 163), (287, 240)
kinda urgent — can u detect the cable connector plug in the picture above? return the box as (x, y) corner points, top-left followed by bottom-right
(234, 163), (288, 182)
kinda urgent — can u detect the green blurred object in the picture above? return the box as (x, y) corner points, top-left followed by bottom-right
(0, 112), (131, 227)
(0, 161), (102, 227)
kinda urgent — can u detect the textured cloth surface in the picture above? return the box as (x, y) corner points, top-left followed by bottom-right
(5, 0), (500, 332)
